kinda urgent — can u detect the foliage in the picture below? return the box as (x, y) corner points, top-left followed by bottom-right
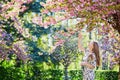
(51, 30), (81, 80)
(69, 70), (119, 80)
(0, 0), (35, 61)
(0, 61), (118, 80)
(39, 0), (120, 34)
(98, 31), (120, 70)
(0, 60), (26, 80)
(0, 0), (51, 63)
(69, 70), (83, 80)
(51, 30), (80, 66)
(0, 0), (120, 79)
(0, 60), (63, 80)
(0, 28), (28, 61)
(50, 69), (63, 80)
(95, 70), (118, 80)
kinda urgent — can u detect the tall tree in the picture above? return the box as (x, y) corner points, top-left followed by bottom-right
(51, 29), (80, 80)
(39, 0), (120, 34)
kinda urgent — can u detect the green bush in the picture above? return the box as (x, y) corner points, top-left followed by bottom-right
(95, 70), (118, 80)
(50, 69), (63, 80)
(0, 61), (118, 80)
(69, 70), (83, 80)
(0, 66), (26, 80)
(69, 70), (118, 80)
(0, 60), (26, 80)
(28, 69), (63, 80)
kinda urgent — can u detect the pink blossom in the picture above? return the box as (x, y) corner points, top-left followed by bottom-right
(75, 5), (82, 11)
(68, 0), (74, 3)
(16, 0), (24, 5)
(79, 0), (84, 3)
(61, 6), (68, 11)
(20, 6), (28, 12)
(69, 11), (75, 16)
(102, 25), (105, 31)
(80, 4), (84, 7)
(90, 6), (95, 11)
(53, 36), (58, 39)
(1, 14), (9, 19)
(49, 17), (56, 25)
(7, 1), (14, 5)
(63, 33), (71, 37)
(51, 8), (58, 12)
(101, 15), (106, 20)
(42, 9), (49, 14)
(56, 6), (62, 10)
(32, 16), (43, 25)
(43, 22), (50, 28)
(55, 39), (65, 46)
(8, 11), (18, 19)
(108, 10), (116, 15)
(55, 16), (63, 22)
(58, 0), (64, 2)
(46, 1), (56, 6)
(106, 2), (116, 7)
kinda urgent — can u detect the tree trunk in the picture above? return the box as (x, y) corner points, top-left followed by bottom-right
(64, 66), (69, 80)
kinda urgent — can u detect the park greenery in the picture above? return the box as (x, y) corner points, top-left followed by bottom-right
(0, 0), (120, 80)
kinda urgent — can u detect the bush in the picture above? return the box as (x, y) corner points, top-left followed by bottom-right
(69, 70), (118, 80)
(0, 60), (118, 80)
(69, 70), (83, 80)
(0, 66), (26, 80)
(0, 60), (26, 80)
(29, 69), (63, 80)
(50, 69), (63, 80)
(95, 70), (118, 80)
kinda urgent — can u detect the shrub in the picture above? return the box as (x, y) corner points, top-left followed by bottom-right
(0, 66), (26, 80)
(69, 70), (83, 80)
(50, 69), (63, 80)
(95, 70), (118, 80)
(0, 60), (118, 80)
(0, 60), (26, 80)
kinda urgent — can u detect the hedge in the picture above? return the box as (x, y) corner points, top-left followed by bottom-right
(0, 67), (118, 80)
(69, 70), (83, 80)
(0, 66), (26, 80)
(95, 70), (118, 80)
(69, 70), (118, 80)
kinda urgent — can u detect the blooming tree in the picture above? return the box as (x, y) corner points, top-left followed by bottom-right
(108, 33), (120, 70)
(38, 0), (120, 78)
(0, 0), (33, 61)
(0, 28), (28, 62)
(99, 29), (120, 78)
(51, 29), (80, 80)
(38, 0), (120, 34)
(0, 0), (33, 37)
